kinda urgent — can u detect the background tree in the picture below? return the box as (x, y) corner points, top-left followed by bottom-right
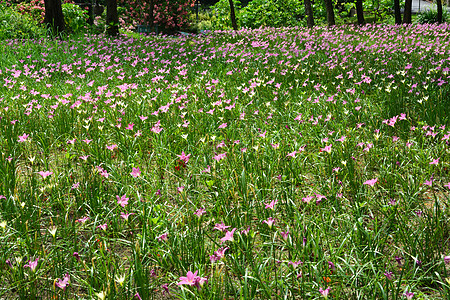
(304, 0), (314, 28)
(437, 0), (443, 23)
(355, 0), (365, 25)
(394, 0), (402, 24)
(403, 0), (412, 23)
(149, 0), (154, 29)
(325, 0), (335, 26)
(229, 0), (238, 30)
(44, 0), (65, 34)
(106, 0), (119, 36)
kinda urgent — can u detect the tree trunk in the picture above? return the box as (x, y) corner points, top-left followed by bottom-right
(304, 0), (315, 28)
(437, 0), (443, 23)
(228, 0), (238, 30)
(149, 0), (154, 27)
(355, 0), (365, 25)
(393, 0), (402, 24)
(106, 0), (119, 36)
(324, 0), (335, 26)
(403, 0), (412, 24)
(44, 0), (65, 34)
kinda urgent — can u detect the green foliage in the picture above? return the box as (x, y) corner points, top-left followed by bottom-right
(210, 0), (242, 29)
(363, 0), (405, 21)
(62, 3), (89, 34)
(0, 3), (45, 39)
(240, 0), (304, 28)
(210, 0), (306, 29)
(417, 6), (448, 24)
(0, 24), (450, 299)
(15, 0), (46, 24)
(188, 11), (216, 32)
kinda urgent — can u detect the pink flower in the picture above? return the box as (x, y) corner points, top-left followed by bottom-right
(177, 271), (208, 289)
(384, 271), (393, 280)
(363, 178), (378, 186)
(424, 178), (433, 186)
(286, 151), (297, 158)
(288, 260), (302, 268)
(258, 131), (267, 138)
(218, 122), (227, 129)
(213, 152), (227, 161)
(201, 165), (211, 173)
(319, 287), (331, 298)
(220, 228), (237, 243)
(445, 182), (450, 190)
(157, 233), (168, 242)
(321, 144), (332, 153)
(241, 226), (250, 235)
(403, 291), (414, 300)
(99, 169), (110, 178)
(97, 223), (107, 231)
(75, 216), (89, 224)
(177, 270), (198, 286)
(214, 247), (228, 260)
(271, 143), (279, 149)
(120, 212), (135, 221)
(194, 208), (206, 217)
(24, 257), (39, 272)
(263, 217), (275, 228)
(444, 256), (450, 264)
(130, 167), (141, 178)
(265, 199), (278, 210)
(214, 222), (230, 232)
(336, 135), (346, 142)
(55, 273), (70, 290)
(177, 151), (191, 164)
(18, 133), (29, 142)
(73, 252), (80, 262)
(315, 193), (327, 204)
(429, 158), (440, 165)
(211, 247), (228, 263)
(280, 231), (289, 240)
(38, 171), (53, 178)
(116, 194), (129, 207)
(106, 144), (118, 151)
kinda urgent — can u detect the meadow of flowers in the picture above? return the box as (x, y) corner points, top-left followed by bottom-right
(0, 23), (450, 299)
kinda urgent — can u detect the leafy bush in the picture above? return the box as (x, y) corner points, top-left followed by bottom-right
(0, 3), (45, 39)
(210, 0), (241, 29)
(210, 0), (305, 29)
(117, 0), (195, 33)
(15, 0), (45, 23)
(363, 0), (405, 21)
(417, 6), (448, 23)
(62, 3), (89, 33)
(240, 0), (304, 28)
(188, 11), (216, 32)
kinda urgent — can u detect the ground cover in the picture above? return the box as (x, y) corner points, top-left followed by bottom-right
(0, 23), (450, 299)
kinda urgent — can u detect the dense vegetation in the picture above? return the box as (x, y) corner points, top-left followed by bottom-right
(0, 23), (449, 299)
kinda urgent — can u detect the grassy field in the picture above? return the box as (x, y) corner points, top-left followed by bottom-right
(0, 23), (450, 299)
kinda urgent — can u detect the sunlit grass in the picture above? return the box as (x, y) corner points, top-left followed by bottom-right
(0, 24), (449, 299)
